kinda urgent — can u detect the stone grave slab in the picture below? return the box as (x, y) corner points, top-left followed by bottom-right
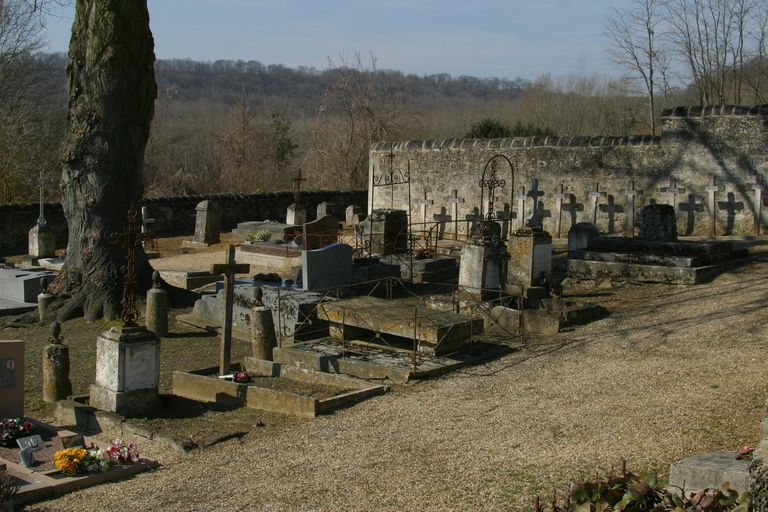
(301, 243), (353, 291)
(236, 244), (302, 273)
(232, 221), (301, 242)
(273, 338), (510, 384)
(0, 297), (37, 316)
(668, 451), (750, 497)
(0, 269), (55, 303)
(37, 258), (65, 272)
(172, 358), (387, 419)
(158, 269), (221, 290)
(317, 296), (482, 356)
(0, 340), (24, 418)
(380, 256), (458, 284)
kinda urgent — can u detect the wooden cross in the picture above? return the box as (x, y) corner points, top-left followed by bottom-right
(704, 176), (723, 236)
(514, 186), (530, 228)
(750, 176), (765, 235)
(292, 168), (306, 205)
(553, 184), (567, 238)
(622, 180), (643, 236)
(447, 189), (465, 240)
(588, 183), (607, 224)
(109, 206), (153, 327)
(211, 245), (250, 374)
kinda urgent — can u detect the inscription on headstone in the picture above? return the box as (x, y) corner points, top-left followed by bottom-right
(0, 357), (14, 387)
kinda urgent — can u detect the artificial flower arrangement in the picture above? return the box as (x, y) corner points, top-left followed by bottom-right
(53, 438), (139, 476)
(0, 418), (34, 448)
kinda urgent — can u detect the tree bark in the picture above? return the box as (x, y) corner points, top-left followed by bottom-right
(49, 0), (156, 321)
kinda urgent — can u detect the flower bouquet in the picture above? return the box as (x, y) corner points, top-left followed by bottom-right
(105, 438), (139, 465)
(53, 447), (113, 476)
(0, 418), (34, 448)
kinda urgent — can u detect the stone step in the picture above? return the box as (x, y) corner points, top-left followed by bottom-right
(668, 451), (750, 496)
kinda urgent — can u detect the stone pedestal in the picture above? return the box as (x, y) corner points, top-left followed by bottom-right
(182, 200), (222, 248)
(286, 203), (307, 226)
(0, 340), (24, 418)
(145, 288), (168, 337)
(43, 343), (72, 403)
(251, 306), (277, 360)
(355, 209), (408, 255)
(37, 292), (54, 323)
(28, 224), (55, 258)
(345, 205), (364, 226)
(458, 243), (507, 299)
(507, 228), (552, 288)
(89, 326), (161, 417)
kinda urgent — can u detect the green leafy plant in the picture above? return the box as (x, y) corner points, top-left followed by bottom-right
(247, 229), (272, 242)
(533, 462), (750, 512)
(0, 465), (18, 505)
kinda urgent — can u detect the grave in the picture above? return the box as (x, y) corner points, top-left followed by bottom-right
(302, 215), (339, 250)
(172, 358), (387, 419)
(317, 296), (482, 356)
(507, 228), (552, 289)
(345, 205), (364, 227)
(316, 202), (344, 223)
(567, 219), (750, 286)
(237, 243), (302, 273)
(0, 340), (24, 418)
(157, 269), (221, 291)
(0, 269), (56, 317)
(286, 203), (307, 226)
(301, 243), (353, 291)
(182, 200), (222, 249)
(231, 221), (301, 242)
(355, 209), (408, 255)
(381, 255), (459, 284)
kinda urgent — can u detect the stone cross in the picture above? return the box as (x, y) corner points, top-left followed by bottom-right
(704, 176), (723, 236)
(553, 184), (568, 238)
(210, 245), (250, 375)
(109, 206), (153, 327)
(432, 207), (451, 240)
(447, 189), (465, 240)
(292, 168), (306, 205)
(750, 176), (765, 235)
(414, 191), (433, 231)
(658, 179), (686, 210)
(622, 180), (643, 236)
(514, 186), (530, 228)
(588, 184), (607, 224)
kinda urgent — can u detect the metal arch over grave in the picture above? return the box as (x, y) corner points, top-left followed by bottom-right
(371, 146), (412, 221)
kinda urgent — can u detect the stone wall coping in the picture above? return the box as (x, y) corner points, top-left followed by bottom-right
(661, 104), (768, 117)
(371, 135), (660, 152)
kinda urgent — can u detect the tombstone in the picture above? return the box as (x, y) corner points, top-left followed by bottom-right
(42, 321), (72, 404)
(458, 243), (506, 299)
(28, 224), (55, 259)
(507, 229), (552, 288)
(89, 325), (161, 417)
(183, 200), (222, 248)
(301, 243), (353, 291)
(251, 306), (277, 361)
(145, 271), (168, 337)
(567, 223), (600, 252)
(316, 202), (343, 223)
(345, 205), (364, 226)
(637, 204), (677, 241)
(302, 215), (339, 250)
(0, 340), (24, 418)
(286, 203), (307, 226)
(355, 209), (408, 255)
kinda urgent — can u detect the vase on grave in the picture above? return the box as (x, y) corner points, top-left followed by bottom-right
(89, 326), (161, 417)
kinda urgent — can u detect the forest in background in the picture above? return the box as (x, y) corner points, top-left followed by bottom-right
(2, 0), (768, 202)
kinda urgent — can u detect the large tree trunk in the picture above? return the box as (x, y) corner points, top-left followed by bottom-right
(49, 0), (156, 321)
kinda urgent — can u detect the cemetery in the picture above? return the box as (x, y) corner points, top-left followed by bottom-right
(0, 105), (767, 511)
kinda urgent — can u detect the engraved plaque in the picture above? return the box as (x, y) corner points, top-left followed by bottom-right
(17, 434), (44, 452)
(0, 357), (15, 388)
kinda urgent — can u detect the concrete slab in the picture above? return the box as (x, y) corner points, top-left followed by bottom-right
(0, 297), (37, 316)
(566, 259), (723, 285)
(158, 269), (221, 290)
(668, 451), (751, 496)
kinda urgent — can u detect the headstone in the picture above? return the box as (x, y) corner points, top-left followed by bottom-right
(507, 228), (552, 288)
(0, 340), (24, 418)
(286, 203), (307, 226)
(183, 200), (222, 248)
(567, 223), (600, 252)
(28, 224), (55, 259)
(89, 326), (161, 417)
(42, 321), (72, 403)
(316, 202), (343, 222)
(458, 243), (506, 299)
(345, 205), (364, 226)
(637, 204), (677, 241)
(211, 245), (249, 374)
(355, 209), (408, 255)
(302, 215), (339, 250)
(251, 306), (277, 361)
(301, 243), (353, 291)
(145, 271), (168, 337)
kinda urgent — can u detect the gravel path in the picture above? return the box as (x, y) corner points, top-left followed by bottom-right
(28, 252), (768, 511)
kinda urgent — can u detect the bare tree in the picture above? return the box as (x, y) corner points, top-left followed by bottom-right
(605, 0), (666, 132)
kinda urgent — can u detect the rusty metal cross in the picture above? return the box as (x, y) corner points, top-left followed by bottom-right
(109, 205), (152, 327)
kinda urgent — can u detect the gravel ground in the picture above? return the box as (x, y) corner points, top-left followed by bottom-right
(25, 250), (768, 512)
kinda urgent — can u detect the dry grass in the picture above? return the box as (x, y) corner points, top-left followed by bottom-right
(14, 247), (768, 511)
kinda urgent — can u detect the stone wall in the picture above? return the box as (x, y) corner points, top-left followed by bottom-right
(0, 190), (367, 257)
(369, 105), (768, 238)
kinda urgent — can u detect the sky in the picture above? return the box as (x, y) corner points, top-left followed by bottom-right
(41, 0), (634, 81)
